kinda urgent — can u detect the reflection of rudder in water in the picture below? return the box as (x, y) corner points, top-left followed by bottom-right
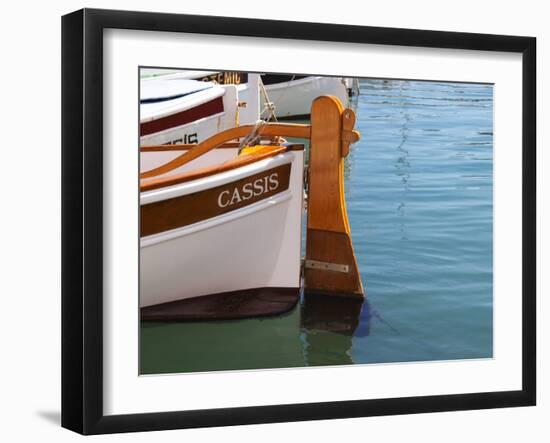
(300, 294), (370, 366)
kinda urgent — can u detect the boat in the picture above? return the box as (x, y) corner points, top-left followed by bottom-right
(141, 68), (359, 120)
(187, 71), (358, 119)
(139, 73), (261, 148)
(258, 74), (355, 119)
(140, 95), (364, 321)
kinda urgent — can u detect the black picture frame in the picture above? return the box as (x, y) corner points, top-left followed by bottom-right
(61, 8), (536, 435)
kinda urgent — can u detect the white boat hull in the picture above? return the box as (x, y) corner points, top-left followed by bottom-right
(140, 74), (261, 147)
(140, 85), (239, 146)
(261, 76), (349, 119)
(140, 151), (304, 308)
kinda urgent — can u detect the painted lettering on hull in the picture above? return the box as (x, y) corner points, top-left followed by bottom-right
(164, 133), (198, 145)
(218, 173), (280, 208)
(197, 72), (248, 85)
(141, 164), (291, 237)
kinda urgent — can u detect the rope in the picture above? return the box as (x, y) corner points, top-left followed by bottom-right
(238, 119), (266, 154)
(259, 76), (278, 122)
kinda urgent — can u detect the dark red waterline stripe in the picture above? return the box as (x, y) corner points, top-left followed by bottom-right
(140, 97), (224, 136)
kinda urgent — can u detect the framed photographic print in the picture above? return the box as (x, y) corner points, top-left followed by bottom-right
(61, 8), (536, 435)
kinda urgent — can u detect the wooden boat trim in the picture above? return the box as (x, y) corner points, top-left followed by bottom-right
(140, 144), (302, 192)
(140, 123), (312, 179)
(140, 141), (241, 152)
(140, 140), (310, 152)
(140, 122), (358, 179)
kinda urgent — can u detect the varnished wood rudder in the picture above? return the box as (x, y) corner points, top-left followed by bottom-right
(304, 96), (364, 298)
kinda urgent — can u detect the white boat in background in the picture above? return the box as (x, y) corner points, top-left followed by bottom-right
(140, 68), (359, 120)
(259, 74), (352, 119)
(139, 96), (364, 321)
(140, 74), (260, 147)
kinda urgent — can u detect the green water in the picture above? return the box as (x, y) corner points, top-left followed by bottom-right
(141, 78), (493, 374)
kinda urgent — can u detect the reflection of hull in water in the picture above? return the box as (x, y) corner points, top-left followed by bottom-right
(140, 302), (304, 374)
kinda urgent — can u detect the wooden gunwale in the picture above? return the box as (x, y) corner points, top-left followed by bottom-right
(140, 141), (241, 152)
(140, 123), (313, 179)
(141, 145), (294, 192)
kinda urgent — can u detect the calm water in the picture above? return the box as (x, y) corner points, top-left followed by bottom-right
(141, 79), (493, 374)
